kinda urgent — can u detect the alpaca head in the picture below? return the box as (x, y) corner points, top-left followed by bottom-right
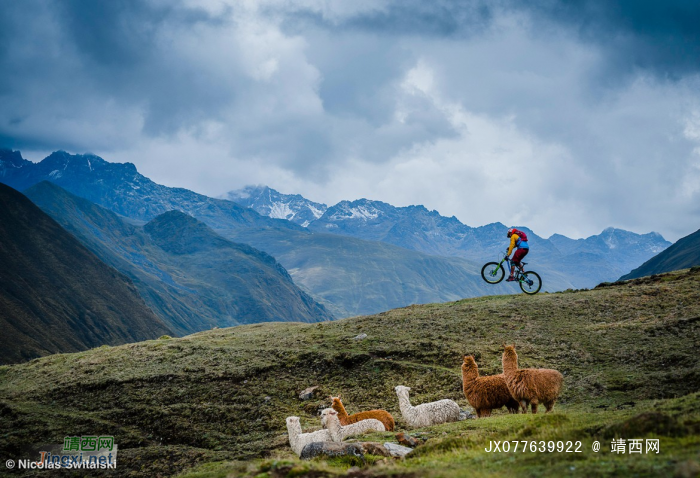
(320, 408), (338, 428)
(462, 355), (478, 373)
(330, 395), (343, 408)
(394, 385), (410, 396)
(286, 416), (301, 433)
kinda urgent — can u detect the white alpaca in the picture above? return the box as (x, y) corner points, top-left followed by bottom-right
(394, 385), (460, 428)
(320, 408), (385, 442)
(286, 416), (333, 457)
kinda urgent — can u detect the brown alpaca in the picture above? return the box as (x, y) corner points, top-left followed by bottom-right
(501, 345), (563, 414)
(461, 355), (520, 417)
(330, 395), (395, 431)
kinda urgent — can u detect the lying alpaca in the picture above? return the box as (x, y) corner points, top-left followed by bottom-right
(321, 408), (385, 441)
(501, 344), (563, 414)
(394, 385), (460, 428)
(299, 441), (365, 461)
(330, 395), (395, 431)
(462, 355), (520, 417)
(300, 441), (391, 460)
(286, 416), (332, 457)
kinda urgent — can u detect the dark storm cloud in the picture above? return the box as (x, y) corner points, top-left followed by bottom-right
(1, 0), (698, 240)
(277, 0), (495, 39)
(0, 0), (236, 151)
(523, 0), (700, 77)
(281, 0), (700, 79)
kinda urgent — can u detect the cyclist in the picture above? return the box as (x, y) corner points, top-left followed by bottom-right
(505, 228), (529, 281)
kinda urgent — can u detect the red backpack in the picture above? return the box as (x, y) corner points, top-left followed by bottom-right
(512, 229), (528, 242)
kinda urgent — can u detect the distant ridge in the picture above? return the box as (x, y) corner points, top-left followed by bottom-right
(0, 183), (171, 364)
(619, 228), (700, 280)
(0, 149), (298, 231)
(228, 185), (671, 288)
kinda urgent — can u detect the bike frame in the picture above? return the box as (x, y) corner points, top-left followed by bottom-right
(498, 254), (525, 281)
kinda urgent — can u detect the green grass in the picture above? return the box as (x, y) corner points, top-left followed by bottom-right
(1, 268), (699, 477)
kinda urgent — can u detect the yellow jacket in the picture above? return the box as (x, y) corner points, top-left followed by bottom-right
(506, 234), (529, 255)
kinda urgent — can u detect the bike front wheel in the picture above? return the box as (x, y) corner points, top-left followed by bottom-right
(519, 271), (542, 295)
(481, 262), (505, 284)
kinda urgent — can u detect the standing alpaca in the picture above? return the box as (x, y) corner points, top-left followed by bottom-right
(501, 344), (563, 414)
(286, 416), (333, 457)
(462, 355), (520, 417)
(321, 408), (385, 441)
(330, 395), (395, 431)
(394, 385), (460, 428)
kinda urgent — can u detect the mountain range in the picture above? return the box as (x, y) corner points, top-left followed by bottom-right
(0, 183), (171, 364)
(0, 149), (674, 319)
(24, 181), (332, 334)
(225, 185), (671, 288)
(1, 150), (518, 318)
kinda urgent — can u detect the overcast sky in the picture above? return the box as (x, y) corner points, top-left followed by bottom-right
(2, 0), (700, 241)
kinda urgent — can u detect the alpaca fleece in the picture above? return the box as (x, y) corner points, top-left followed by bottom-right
(501, 345), (563, 414)
(321, 408), (385, 442)
(330, 396), (395, 431)
(286, 416), (333, 456)
(300, 442), (391, 460)
(394, 385), (460, 428)
(462, 355), (520, 417)
(299, 441), (365, 460)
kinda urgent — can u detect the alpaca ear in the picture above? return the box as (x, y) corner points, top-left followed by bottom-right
(502, 343), (506, 349)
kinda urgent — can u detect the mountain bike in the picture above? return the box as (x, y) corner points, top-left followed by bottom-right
(481, 253), (542, 295)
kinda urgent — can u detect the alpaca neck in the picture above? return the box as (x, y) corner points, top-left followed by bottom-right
(332, 400), (349, 419)
(397, 392), (414, 414)
(287, 420), (302, 441)
(502, 353), (518, 374)
(462, 365), (479, 383)
(325, 414), (342, 441)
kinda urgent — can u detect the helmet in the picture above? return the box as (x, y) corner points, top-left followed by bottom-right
(507, 228), (515, 237)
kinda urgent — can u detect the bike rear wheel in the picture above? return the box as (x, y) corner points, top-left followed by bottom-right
(519, 271), (542, 295)
(481, 262), (505, 284)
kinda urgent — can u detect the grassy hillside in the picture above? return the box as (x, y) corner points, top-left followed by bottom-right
(1, 268), (699, 477)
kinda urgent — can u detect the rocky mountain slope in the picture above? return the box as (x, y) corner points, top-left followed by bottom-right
(0, 184), (171, 364)
(620, 227), (700, 280)
(24, 182), (332, 333)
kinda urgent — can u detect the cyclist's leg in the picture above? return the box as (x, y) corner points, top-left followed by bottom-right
(512, 248), (528, 272)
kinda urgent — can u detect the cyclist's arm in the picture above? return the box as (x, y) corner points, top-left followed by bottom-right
(506, 234), (518, 256)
